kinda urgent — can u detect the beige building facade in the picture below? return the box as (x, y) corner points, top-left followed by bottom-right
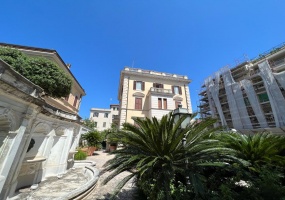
(118, 67), (192, 127)
(0, 43), (86, 115)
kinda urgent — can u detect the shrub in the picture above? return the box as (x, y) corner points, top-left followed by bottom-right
(81, 130), (103, 148)
(0, 47), (72, 98)
(74, 149), (87, 160)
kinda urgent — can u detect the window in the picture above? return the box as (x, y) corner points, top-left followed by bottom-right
(163, 98), (167, 109)
(93, 112), (99, 117)
(172, 86), (182, 95)
(135, 98), (142, 110)
(94, 122), (97, 128)
(153, 83), (163, 88)
(65, 94), (69, 101)
(158, 98), (162, 109)
(73, 96), (78, 107)
(258, 93), (269, 103)
(158, 98), (167, 109)
(104, 113), (109, 118)
(133, 81), (145, 91)
(103, 122), (106, 127)
(175, 101), (182, 108)
(244, 98), (251, 106)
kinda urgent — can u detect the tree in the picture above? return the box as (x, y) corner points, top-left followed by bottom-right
(102, 113), (231, 200)
(0, 47), (72, 98)
(83, 118), (97, 130)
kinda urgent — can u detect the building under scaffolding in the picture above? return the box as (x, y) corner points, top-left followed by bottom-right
(199, 43), (285, 134)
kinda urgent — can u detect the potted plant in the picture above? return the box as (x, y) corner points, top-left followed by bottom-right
(106, 130), (119, 152)
(109, 142), (118, 152)
(81, 130), (102, 156)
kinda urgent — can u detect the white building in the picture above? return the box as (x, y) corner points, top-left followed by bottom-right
(89, 104), (119, 131)
(0, 44), (87, 199)
(199, 42), (285, 134)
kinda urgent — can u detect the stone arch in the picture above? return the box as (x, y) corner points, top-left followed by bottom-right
(55, 126), (66, 136)
(33, 122), (51, 135)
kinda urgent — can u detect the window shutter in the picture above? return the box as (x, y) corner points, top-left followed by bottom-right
(158, 98), (162, 109)
(142, 82), (145, 91)
(135, 98), (142, 110)
(172, 86), (174, 94)
(179, 86), (182, 95)
(153, 83), (155, 87)
(163, 98), (167, 109)
(161, 84), (164, 89)
(133, 81), (136, 90)
(73, 96), (78, 107)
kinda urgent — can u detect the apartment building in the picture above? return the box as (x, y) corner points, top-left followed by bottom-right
(118, 67), (192, 127)
(90, 104), (119, 131)
(199, 43), (285, 134)
(0, 42), (86, 115)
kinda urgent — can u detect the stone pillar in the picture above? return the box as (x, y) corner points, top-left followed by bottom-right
(0, 106), (39, 199)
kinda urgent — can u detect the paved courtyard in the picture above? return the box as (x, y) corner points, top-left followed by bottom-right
(13, 150), (137, 200)
(14, 167), (89, 200)
(84, 150), (137, 200)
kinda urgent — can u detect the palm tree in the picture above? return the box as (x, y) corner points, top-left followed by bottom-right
(102, 113), (232, 199)
(218, 132), (285, 170)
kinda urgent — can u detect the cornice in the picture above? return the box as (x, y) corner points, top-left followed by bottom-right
(121, 69), (191, 84)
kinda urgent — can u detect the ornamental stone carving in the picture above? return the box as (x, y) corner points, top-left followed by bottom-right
(0, 107), (19, 132)
(55, 126), (66, 136)
(33, 122), (50, 135)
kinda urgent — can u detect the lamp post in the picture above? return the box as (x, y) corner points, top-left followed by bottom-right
(173, 104), (191, 185)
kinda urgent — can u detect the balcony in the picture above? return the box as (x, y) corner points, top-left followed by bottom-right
(271, 58), (285, 72)
(149, 87), (173, 95)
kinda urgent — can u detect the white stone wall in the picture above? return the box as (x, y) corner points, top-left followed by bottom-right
(0, 94), (84, 199)
(149, 96), (173, 119)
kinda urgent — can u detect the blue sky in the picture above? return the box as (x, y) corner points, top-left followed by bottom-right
(1, 1), (285, 118)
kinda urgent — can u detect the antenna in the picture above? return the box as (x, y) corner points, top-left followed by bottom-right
(132, 59), (135, 68)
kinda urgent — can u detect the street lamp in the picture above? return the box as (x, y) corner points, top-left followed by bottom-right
(173, 104), (192, 128)
(172, 104), (192, 185)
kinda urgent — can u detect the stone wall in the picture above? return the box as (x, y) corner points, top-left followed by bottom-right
(0, 60), (86, 199)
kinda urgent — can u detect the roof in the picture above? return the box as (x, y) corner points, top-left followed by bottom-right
(0, 42), (86, 95)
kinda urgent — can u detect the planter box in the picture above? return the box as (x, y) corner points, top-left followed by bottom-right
(109, 145), (117, 152)
(87, 147), (97, 156)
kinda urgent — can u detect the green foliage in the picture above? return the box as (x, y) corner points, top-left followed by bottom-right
(74, 149), (87, 160)
(102, 113), (230, 200)
(0, 47), (72, 98)
(218, 132), (285, 170)
(83, 119), (97, 130)
(204, 132), (285, 199)
(81, 130), (103, 148)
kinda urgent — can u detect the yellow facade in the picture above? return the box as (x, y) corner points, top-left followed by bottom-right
(118, 67), (192, 126)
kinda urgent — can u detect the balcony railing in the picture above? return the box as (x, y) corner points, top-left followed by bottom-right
(150, 87), (173, 94)
(125, 67), (188, 79)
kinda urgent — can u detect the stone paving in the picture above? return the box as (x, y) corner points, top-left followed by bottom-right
(13, 150), (137, 200)
(84, 150), (137, 200)
(14, 167), (89, 200)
